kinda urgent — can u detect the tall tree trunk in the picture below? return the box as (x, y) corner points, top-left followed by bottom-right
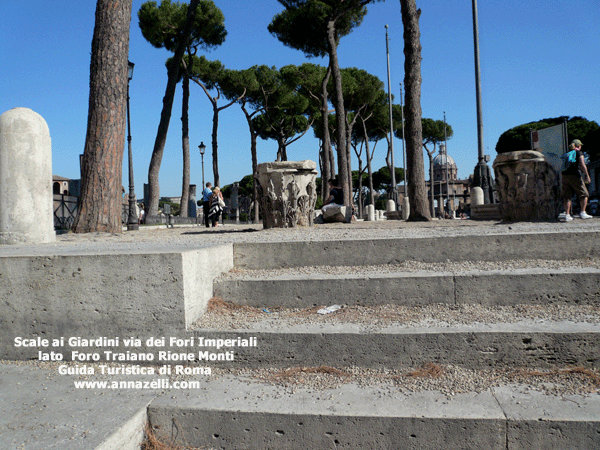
(250, 131), (259, 223)
(74, 0), (132, 233)
(180, 72), (190, 218)
(191, 79), (243, 189)
(318, 141), (325, 198)
(353, 144), (364, 217)
(321, 66), (332, 199)
(347, 138), (352, 205)
(400, 0), (430, 220)
(329, 142), (336, 182)
(241, 103), (260, 223)
(211, 105), (219, 186)
(361, 118), (376, 207)
(146, 0), (199, 216)
(358, 161), (363, 217)
(346, 120), (354, 207)
(327, 19), (350, 207)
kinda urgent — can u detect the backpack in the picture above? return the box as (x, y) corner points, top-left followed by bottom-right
(560, 150), (577, 172)
(560, 150), (590, 172)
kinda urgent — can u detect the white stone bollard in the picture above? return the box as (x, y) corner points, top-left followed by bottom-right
(366, 204), (375, 221)
(0, 108), (55, 244)
(386, 199), (396, 212)
(402, 197), (410, 220)
(472, 187), (484, 206)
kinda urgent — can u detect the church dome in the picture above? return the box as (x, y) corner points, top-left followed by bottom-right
(433, 144), (456, 169)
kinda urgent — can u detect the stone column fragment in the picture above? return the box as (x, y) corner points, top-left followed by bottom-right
(493, 150), (559, 222)
(255, 160), (318, 229)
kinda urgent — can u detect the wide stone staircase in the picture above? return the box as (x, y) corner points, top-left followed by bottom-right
(147, 230), (600, 450)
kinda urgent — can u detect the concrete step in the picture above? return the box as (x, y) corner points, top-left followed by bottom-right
(147, 373), (600, 450)
(232, 230), (600, 269)
(190, 302), (600, 370)
(5, 359), (598, 450)
(214, 266), (600, 309)
(0, 362), (156, 450)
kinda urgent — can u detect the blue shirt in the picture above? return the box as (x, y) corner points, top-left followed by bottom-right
(202, 188), (213, 202)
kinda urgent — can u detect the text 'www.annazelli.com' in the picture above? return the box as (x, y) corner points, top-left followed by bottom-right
(73, 379), (202, 390)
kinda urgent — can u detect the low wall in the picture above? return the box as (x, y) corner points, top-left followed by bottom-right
(144, 215), (200, 225)
(0, 244), (233, 360)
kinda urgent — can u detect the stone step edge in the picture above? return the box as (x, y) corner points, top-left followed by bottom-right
(232, 231), (600, 269)
(15, 324), (598, 369)
(147, 377), (600, 450)
(214, 268), (600, 308)
(184, 325), (600, 370)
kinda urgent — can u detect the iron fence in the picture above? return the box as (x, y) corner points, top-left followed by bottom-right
(53, 194), (78, 229)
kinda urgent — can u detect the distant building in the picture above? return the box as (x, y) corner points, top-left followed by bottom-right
(396, 145), (471, 216)
(52, 176), (71, 195)
(430, 144), (470, 214)
(52, 176), (79, 229)
(433, 144), (458, 182)
(52, 176), (81, 197)
(163, 196), (182, 204)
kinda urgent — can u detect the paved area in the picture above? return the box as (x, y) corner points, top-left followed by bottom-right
(0, 362), (157, 450)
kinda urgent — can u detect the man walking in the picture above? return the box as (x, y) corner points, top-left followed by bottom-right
(202, 182), (213, 227)
(560, 139), (592, 221)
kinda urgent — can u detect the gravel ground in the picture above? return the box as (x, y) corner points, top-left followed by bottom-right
(193, 298), (600, 331)
(240, 364), (600, 397)
(3, 358), (598, 399)
(0, 218), (597, 255)
(219, 257), (600, 279)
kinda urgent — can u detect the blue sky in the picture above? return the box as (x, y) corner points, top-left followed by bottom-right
(1, 0), (598, 197)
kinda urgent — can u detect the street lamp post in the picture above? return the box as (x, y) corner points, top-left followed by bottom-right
(400, 83), (407, 198)
(385, 25), (396, 205)
(198, 142), (206, 188)
(471, 0), (493, 203)
(444, 112), (449, 214)
(126, 61), (138, 231)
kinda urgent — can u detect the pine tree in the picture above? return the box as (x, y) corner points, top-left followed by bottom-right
(74, 0), (133, 233)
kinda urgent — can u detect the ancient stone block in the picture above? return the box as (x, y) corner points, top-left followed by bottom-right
(323, 205), (351, 223)
(493, 150), (559, 222)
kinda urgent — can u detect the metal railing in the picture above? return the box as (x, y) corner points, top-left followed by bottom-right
(53, 194), (78, 229)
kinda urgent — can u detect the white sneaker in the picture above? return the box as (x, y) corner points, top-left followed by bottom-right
(563, 214), (574, 222)
(580, 212), (593, 219)
(558, 212), (566, 219)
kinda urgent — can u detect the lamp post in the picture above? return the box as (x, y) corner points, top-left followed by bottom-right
(444, 112), (449, 214)
(471, 0), (493, 203)
(198, 142), (206, 188)
(400, 83), (407, 198)
(126, 61), (138, 231)
(385, 25), (396, 205)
